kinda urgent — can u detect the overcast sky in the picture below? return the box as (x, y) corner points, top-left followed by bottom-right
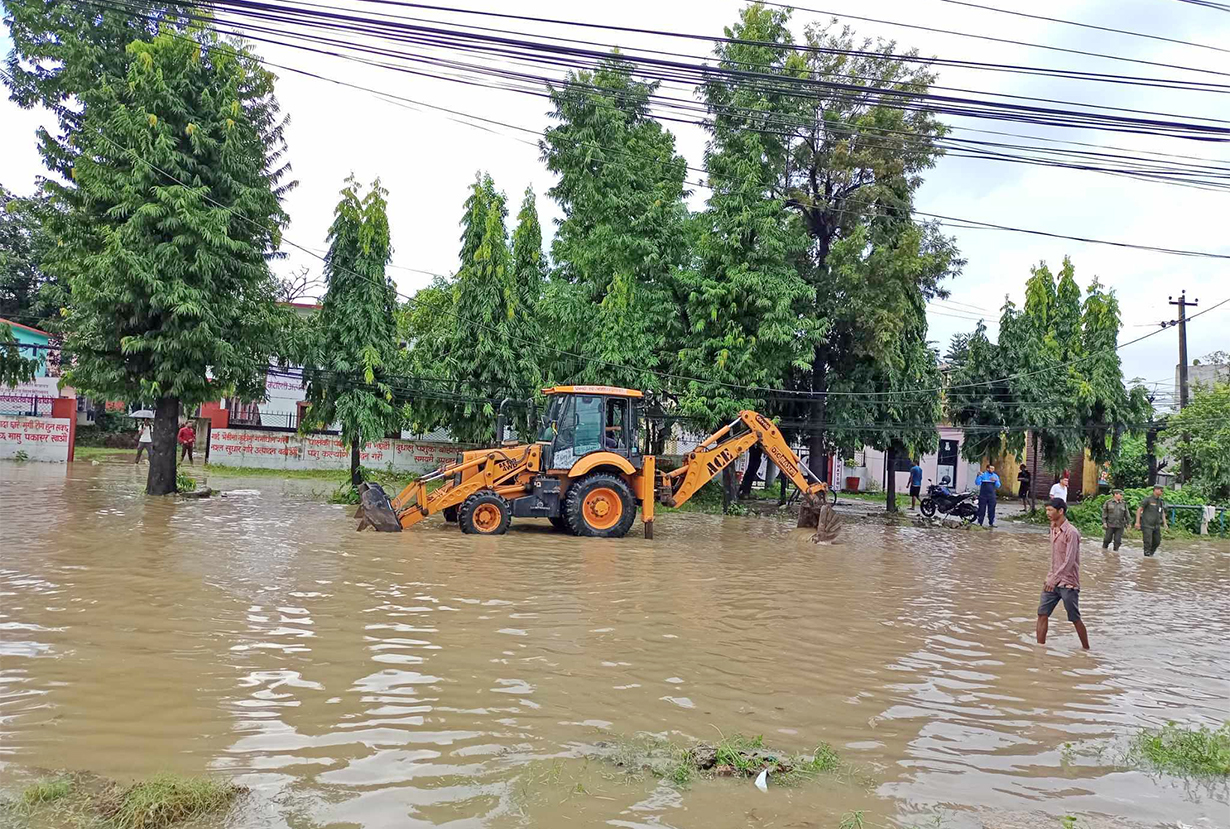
(2, 0), (1227, 402)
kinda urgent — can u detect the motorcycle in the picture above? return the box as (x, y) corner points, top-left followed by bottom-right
(919, 480), (978, 523)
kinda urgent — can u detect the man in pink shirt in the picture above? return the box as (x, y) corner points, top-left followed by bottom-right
(1036, 497), (1090, 650)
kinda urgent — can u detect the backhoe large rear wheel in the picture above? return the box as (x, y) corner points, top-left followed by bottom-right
(459, 491), (511, 535)
(565, 473), (636, 538)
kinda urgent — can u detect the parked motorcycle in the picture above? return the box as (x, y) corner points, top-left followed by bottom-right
(919, 480), (978, 523)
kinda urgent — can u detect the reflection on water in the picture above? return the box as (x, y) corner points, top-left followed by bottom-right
(1, 462), (1228, 828)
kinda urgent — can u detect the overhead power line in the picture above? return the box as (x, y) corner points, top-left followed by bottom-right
(937, 0), (1230, 54)
(761, 0), (1230, 78)
(1172, 0), (1230, 11)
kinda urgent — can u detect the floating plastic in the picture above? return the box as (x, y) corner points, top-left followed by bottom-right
(754, 769), (768, 792)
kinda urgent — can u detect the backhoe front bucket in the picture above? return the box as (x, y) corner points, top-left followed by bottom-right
(354, 482), (402, 532)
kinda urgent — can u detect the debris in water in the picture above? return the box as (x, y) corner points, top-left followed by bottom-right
(754, 768), (768, 791)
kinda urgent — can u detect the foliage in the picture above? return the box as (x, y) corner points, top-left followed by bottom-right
(1162, 381), (1230, 501)
(1109, 433), (1150, 490)
(434, 174), (543, 445)
(398, 275), (456, 435)
(540, 53), (689, 392)
(175, 469), (197, 492)
(34, 25), (291, 495)
(302, 177), (400, 485)
(1127, 721), (1230, 777)
(0, 186), (59, 331)
(675, 5), (816, 429)
(947, 258), (1149, 472)
(773, 22), (960, 463)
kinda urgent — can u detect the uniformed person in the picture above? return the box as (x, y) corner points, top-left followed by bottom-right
(1135, 485), (1168, 557)
(1101, 489), (1129, 551)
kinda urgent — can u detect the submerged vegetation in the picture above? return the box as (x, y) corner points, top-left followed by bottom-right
(1127, 721), (1230, 777)
(597, 732), (854, 788)
(4, 772), (244, 829)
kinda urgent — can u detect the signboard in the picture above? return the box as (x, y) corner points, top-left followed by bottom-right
(0, 416), (72, 462)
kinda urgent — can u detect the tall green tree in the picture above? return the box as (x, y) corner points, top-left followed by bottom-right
(540, 53), (689, 391)
(679, 4), (817, 433)
(0, 323), (41, 386)
(770, 22), (959, 467)
(303, 177), (400, 486)
(441, 173), (541, 444)
(39, 26), (291, 495)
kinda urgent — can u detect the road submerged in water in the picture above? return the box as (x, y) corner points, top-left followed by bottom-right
(1, 462), (1227, 829)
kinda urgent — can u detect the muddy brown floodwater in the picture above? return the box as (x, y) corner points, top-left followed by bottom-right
(1, 463), (1228, 829)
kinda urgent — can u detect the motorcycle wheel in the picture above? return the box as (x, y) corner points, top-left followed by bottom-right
(919, 499), (936, 517)
(955, 503), (977, 523)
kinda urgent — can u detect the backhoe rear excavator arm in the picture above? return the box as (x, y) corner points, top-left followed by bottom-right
(660, 411), (827, 508)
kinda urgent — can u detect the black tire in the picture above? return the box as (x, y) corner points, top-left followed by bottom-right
(954, 502), (977, 523)
(548, 514), (573, 534)
(459, 491), (512, 535)
(919, 499), (937, 517)
(443, 505), (459, 523)
(828, 487), (838, 506)
(565, 473), (637, 538)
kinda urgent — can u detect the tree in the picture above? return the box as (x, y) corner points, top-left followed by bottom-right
(0, 186), (58, 330)
(778, 23), (959, 469)
(681, 4), (817, 439)
(1163, 381), (1230, 501)
(303, 177), (400, 486)
(41, 26), (292, 495)
(540, 53), (689, 391)
(440, 173), (542, 445)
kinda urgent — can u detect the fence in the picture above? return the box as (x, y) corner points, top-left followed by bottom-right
(0, 394), (57, 417)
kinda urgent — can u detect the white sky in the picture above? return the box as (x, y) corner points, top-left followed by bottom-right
(2, 0), (1227, 401)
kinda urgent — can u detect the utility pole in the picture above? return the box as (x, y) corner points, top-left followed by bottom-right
(1167, 291), (1199, 483)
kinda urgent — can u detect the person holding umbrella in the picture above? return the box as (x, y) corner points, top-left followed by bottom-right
(132, 409), (155, 464)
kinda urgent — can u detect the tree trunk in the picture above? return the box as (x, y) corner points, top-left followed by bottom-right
(807, 348), (828, 474)
(351, 441), (362, 487)
(738, 445), (763, 499)
(885, 443), (898, 513)
(146, 396), (179, 495)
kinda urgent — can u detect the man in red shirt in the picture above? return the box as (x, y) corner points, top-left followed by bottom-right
(177, 422), (196, 464)
(1036, 497), (1090, 650)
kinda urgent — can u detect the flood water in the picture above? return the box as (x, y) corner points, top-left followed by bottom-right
(1, 462), (1228, 829)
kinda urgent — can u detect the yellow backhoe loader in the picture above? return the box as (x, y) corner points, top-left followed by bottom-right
(359, 385), (829, 538)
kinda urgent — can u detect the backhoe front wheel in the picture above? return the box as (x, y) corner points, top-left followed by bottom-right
(565, 473), (636, 538)
(459, 492), (511, 535)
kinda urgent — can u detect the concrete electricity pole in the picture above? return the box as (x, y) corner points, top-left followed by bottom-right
(1167, 291), (1199, 483)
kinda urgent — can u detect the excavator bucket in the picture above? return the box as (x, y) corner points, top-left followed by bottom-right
(354, 482), (402, 532)
(796, 492), (826, 530)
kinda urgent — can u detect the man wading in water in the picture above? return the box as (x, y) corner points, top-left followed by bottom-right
(1102, 489), (1129, 551)
(1037, 498), (1090, 650)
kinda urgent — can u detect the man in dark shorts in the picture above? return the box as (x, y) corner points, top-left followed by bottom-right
(1036, 497), (1090, 650)
(908, 460), (923, 510)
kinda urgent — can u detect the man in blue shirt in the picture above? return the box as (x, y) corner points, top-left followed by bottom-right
(974, 464), (1001, 527)
(908, 460), (924, 510)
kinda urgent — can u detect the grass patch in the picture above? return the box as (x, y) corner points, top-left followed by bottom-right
(74, 447), (134, 461)
(98, 773), (241, 829)
(1127, 721), (1230, 777)
(3, 772), (244, 829)
(20, 777), (72, 807)
(596, 732), (857, 789)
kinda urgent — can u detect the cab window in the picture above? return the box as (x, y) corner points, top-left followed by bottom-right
(605, 398), (628, 451)
(573, 395), (603, 456)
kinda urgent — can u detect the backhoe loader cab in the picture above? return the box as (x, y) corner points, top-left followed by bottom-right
(375, 385), (829, 539)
